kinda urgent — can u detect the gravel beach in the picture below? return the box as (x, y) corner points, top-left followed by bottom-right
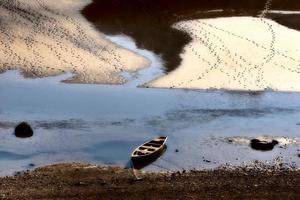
(0, 163), (299, 199)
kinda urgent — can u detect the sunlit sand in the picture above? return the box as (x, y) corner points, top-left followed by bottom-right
(0, 0), (149, 84)
(147, 17), (300, 91)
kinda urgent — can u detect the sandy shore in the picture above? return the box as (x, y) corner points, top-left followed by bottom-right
(0, 163), (299, 199)
(0, 0), (149, 84)
(147, 17), (300, 91)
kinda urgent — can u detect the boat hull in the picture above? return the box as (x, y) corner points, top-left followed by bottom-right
(131, 145), (167, 169)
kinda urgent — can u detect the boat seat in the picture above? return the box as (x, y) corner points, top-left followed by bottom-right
(137, 148), (156, 153)
(149, 140), (163, 144)
(144, 143), (161, 147)
(154, 139), (165, 142)
(139, 146), (157, 151)
(135, 151), (147, 156)
(136, 150), (150, 154)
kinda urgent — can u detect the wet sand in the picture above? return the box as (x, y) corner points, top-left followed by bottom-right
(0, 0), (149, 84)
(0, 163), (299, 199)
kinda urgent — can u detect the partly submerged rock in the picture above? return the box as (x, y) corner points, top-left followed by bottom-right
(250, 139), (279, 151)
(14, 122), (33, 138)
(28, 163), (35, 168)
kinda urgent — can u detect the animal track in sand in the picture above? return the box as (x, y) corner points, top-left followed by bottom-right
(147, 16), (300, 91)
(0, 0), (149, 84)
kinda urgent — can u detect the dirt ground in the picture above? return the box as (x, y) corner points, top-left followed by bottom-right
(0, 163), (299, 200)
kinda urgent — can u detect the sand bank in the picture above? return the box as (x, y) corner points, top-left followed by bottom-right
(0, 0), (149, 84)
(147, 17), (300, 91)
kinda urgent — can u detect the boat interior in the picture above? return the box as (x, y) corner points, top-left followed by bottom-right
(133, 136), (167, 156)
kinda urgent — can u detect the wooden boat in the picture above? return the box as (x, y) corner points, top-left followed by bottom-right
(131, 136), (167, 169)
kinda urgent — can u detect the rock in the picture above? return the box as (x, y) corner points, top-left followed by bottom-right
(14, 122), (33, 138)
(227, 139), (233, 143)
(111, 122), (121, 125)
(250, 139), (279, 151)
(28, 163), (35, 168)
(74, 181), (87, 186)
(13, 170), (29, 176)
(175, 149), (179, 153)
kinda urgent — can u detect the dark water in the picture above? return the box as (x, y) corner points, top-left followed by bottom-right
(82, 0), (300, 72)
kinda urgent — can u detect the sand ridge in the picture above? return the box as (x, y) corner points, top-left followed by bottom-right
(0, 0), (149, 84)
(147, 17), (300, 91)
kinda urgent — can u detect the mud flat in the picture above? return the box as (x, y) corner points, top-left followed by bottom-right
(0, 0), (149, 84)
(147, 17), (300, 91)
(0, 163), (299, 199)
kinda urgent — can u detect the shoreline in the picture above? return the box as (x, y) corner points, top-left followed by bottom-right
(0, 163), (299, 199)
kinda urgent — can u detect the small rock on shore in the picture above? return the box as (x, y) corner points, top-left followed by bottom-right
(14, 122), (33, 138)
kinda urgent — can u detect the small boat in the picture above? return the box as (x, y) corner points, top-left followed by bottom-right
(131, 136), (167, 169)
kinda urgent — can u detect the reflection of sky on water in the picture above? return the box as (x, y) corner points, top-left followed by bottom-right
(0, 35), (300, 175)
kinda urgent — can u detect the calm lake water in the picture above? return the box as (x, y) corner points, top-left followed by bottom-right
(0, 34), (300, 175)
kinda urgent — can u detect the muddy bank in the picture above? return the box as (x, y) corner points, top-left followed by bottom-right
(0, 163), (299, 199)
(82, 0), (300, 73)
